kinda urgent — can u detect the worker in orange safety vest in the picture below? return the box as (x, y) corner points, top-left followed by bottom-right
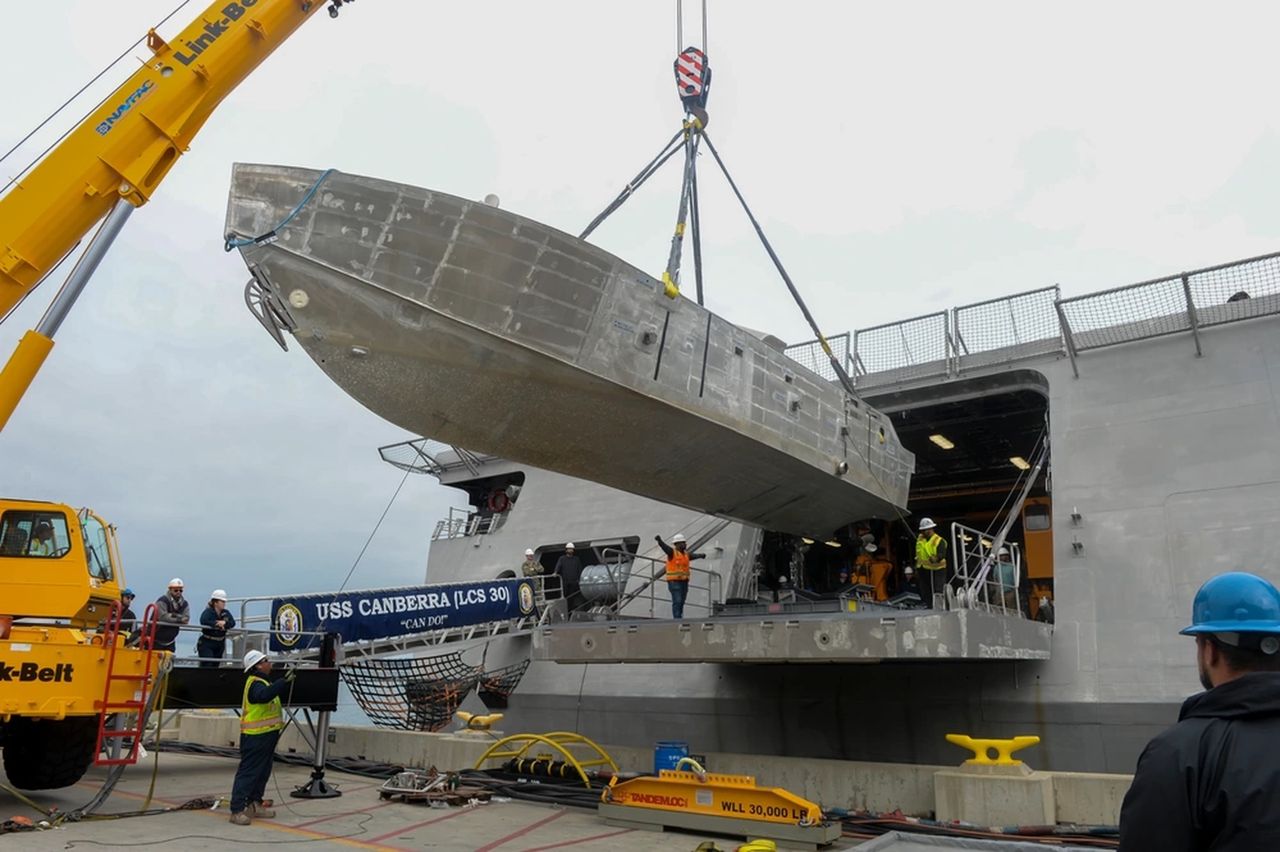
(655, 532), (706, 620)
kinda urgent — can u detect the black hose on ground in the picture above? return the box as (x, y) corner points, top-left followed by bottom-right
(154, 740), (403, 780)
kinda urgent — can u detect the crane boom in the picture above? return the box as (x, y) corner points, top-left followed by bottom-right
(0, 0), (331, 317)
(0, 0), (344, 430)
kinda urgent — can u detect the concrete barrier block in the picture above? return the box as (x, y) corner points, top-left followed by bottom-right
(1050, 771), (1131, 826)
(934, 766), (1056, 825)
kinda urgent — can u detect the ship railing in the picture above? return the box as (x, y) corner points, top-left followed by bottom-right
(783, 249), (1280, 387)
(947, 522), (1023, 617)
(94, 620), (335, 732)
(147, 621), (334, 667)
(379, 437), (495, 477)
(1055, 251), (1280, 376)
(602, 549), (724, 620)
(431, 505), (507, 541)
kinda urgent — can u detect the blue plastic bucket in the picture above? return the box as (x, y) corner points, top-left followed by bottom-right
(654, 740), (689, 774)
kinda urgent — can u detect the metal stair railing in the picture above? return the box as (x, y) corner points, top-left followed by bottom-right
(602, 551), (724, 619)
(602, 515), (732, 618)
(949, 521), (1023, 615)
(948, 437), (1048, 615)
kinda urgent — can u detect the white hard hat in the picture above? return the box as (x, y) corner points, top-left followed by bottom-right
(525, 548), (535, 557)
(864, 543), (878, 554)
(672, 533), (687, 543)
(918, 518), (936, 531)
(997, 546), (1010, 557)
(904, 566), (915, 575)
(243, 649), (267, 671)
(211, 589), (227, 601)
(564, 542), (575, 549)
(168, 577), (184, 588)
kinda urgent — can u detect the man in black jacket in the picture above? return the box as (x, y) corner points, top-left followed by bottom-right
(553, 543), (586, 612)
(1118, 571), (1280, 850)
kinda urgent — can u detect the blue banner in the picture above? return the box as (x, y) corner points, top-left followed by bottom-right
(269, 579), (538, 652)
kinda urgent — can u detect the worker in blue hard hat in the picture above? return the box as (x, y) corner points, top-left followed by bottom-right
(119, 588), (137, 633)
(1118, 571), (1280, 849)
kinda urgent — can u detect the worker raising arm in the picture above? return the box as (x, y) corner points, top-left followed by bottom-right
(655, 533), (705, 620)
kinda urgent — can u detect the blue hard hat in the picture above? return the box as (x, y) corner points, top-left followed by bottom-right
(122, 588), (135, 597)
(1180, 572), (1280, 636)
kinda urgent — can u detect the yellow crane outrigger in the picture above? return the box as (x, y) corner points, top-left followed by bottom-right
(0, 0), (353, 430)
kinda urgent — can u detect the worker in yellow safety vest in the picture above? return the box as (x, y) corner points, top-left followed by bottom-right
(915, 518), (948, 608)
(655, 533), (706, 620)
(229, 650), (294, 826)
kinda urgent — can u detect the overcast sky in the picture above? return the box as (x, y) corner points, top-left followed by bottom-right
(2, 1), (1278, 609)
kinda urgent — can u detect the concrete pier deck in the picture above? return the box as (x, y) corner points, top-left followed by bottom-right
(3, 753), (832, 851)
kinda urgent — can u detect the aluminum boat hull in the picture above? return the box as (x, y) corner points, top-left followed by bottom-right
(226, 164), (912, 536)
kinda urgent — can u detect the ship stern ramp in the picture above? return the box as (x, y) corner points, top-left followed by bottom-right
(533, 607), (1052, 664)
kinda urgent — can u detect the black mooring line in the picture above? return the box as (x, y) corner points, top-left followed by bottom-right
(653, 311), (673, 381)
(698, 312), (713, 397)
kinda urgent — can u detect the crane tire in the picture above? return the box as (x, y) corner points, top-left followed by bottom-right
(1, 716), (99, 790)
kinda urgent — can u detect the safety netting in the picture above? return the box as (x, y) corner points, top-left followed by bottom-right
(340, 654), (482, 732)
(477, 660), (531, 709)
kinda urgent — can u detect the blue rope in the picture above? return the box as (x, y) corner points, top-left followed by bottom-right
(224, 168), (335, 251)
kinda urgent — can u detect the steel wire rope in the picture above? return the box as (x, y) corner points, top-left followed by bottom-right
(579, 128), (686, 240)
(699, 132), (857, 397)
(0, 0), (197, 194)
(963, 430), (1048, 606)
(688, 146), (706, 305)
(326, 464), (414, 614)
(697, 129), (922, 545)
(701, 0), (709, 53)
(674, 0), (709, 53)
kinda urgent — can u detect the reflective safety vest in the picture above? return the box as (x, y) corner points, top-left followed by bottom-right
(241, 675), (284, 735)
(666, 550), (691, 582)
(916, 533), (947, 571)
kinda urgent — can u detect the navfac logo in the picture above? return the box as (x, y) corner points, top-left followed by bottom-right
(0, 662), (74, 682)
(274, 604), (303, 648)
(95, 80), (155, 136)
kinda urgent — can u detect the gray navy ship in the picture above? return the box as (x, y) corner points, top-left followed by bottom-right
(226, 165), (1280, 775)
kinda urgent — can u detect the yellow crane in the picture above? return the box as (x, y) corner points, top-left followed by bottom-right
(0, 0), (353, 430)
(0, 0), (351, 791)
